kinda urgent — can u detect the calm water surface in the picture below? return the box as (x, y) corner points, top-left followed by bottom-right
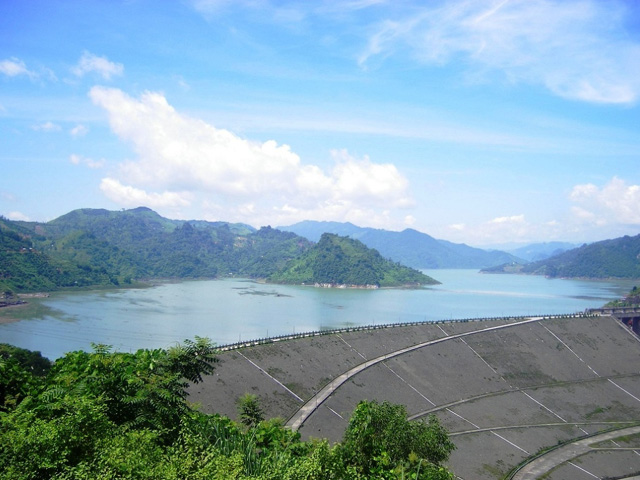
(0, 270), (635, 359)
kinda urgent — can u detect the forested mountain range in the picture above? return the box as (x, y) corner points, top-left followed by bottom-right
(1, 208), (310, 292)
(483, 234), (640, 279)
(4, 207), (639, 293)
(278, 220), (522, 269)
(0, 208), (434, 292)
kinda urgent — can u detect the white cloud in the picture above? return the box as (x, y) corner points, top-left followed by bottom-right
(89, 86), (413, 227)
(70, 124), (89, 137)
(72, 51), (123, 80)
(100, 178), (192, 208)
(0, 58), (36, 78)
(69, 154), (104, 169)
(359, 0), (640, 104)
(330, 149), (413, 208)
(570, 177), (640, 225)
(6, 211), (30, 221)
(32, 121), (61, 132)
(437, 178), (640, 246)
(443, 214), (542, 245)
(490, 214), (525, 225)
(404, 214), (416, 226)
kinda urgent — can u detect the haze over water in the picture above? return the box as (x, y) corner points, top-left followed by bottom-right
(0, 270), (635, 360)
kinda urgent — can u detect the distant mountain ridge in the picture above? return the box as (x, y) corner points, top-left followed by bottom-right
(483, 234), (640, 279)
(507, 241), (578, 262)
(278, 221), (522, 269)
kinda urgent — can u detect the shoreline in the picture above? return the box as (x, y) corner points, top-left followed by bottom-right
(0, 301), (30, 324)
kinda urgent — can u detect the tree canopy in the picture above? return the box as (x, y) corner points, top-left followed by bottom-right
(0, 341), (456, 479)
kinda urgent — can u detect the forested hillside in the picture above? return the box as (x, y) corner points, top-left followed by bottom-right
(1, 209), (311, 292)
(268, 233), (439, 287)
(1, 217), (132, 292)
(2, 208), (436, 293)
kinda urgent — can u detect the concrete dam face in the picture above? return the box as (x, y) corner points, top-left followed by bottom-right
(189, 314), (640, 479)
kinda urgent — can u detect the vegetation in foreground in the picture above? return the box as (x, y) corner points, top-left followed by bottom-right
(0, 340), (455, 479)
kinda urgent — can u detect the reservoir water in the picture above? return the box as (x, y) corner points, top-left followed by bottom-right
(0, 270), (636, 359)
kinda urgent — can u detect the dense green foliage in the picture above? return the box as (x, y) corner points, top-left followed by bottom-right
(269, 233), (439, 287)
(338, 400), (455, 479)
(280, 220), (522, 269)
(0, 342), (455, 479)
(0, 344), (51, 412)
(0, 209), (312, 292)
(0, 218), (130, 291)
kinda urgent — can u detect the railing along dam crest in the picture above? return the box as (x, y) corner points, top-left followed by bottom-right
(217, 312), (597, 352)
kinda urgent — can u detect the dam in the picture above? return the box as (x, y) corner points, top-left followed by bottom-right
(189, 313), (640, 479)
(589, 306), (640, 335)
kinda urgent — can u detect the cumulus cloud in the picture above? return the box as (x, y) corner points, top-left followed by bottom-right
(490, 214), (526, 225)
(70, 124), (89, 137)
(359, 0), (640, 104)
(570, 177), (640, 225)
(89, 86), (413, 226)
(6, 211), (30, 221)
(100, 178), (192, 208)
(69, 154), (104, 169)
(0, 58), (36, 78)
(72, 51), (123, 80)
(444, 214), (543, 245)
(32, 121), (61, 132)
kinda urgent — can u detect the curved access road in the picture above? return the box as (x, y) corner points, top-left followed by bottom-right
(510, 425), (640, 480)
(286, 316), (545, 431)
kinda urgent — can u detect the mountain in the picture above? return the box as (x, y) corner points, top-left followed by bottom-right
(278, 221), (521, 269)
(484, 234), (640, 279)
(4, 208), (436, 292)
(507, 242), (578, 262)
(2, 208), (312, 292)
(268, 233), (439, 287)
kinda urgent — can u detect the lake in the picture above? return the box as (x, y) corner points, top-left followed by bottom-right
(0, 270), (636, 359)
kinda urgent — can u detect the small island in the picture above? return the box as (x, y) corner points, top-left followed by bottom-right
(267, 233), (439, 288)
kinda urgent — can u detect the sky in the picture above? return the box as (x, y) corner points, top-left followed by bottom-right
(1, 0), (639, 248)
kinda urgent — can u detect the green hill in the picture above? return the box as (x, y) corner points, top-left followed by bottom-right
(268, 233), (439, 287)
(1, 217), (130, 292)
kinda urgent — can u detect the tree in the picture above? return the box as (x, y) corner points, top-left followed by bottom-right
(0, 344), (50, 411)
(236, 393), (264, 428)
(338, 400), (456, 479)
(39, 338), (218, 442)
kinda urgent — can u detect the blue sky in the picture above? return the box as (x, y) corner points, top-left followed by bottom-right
(1, 0), (639, 247)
